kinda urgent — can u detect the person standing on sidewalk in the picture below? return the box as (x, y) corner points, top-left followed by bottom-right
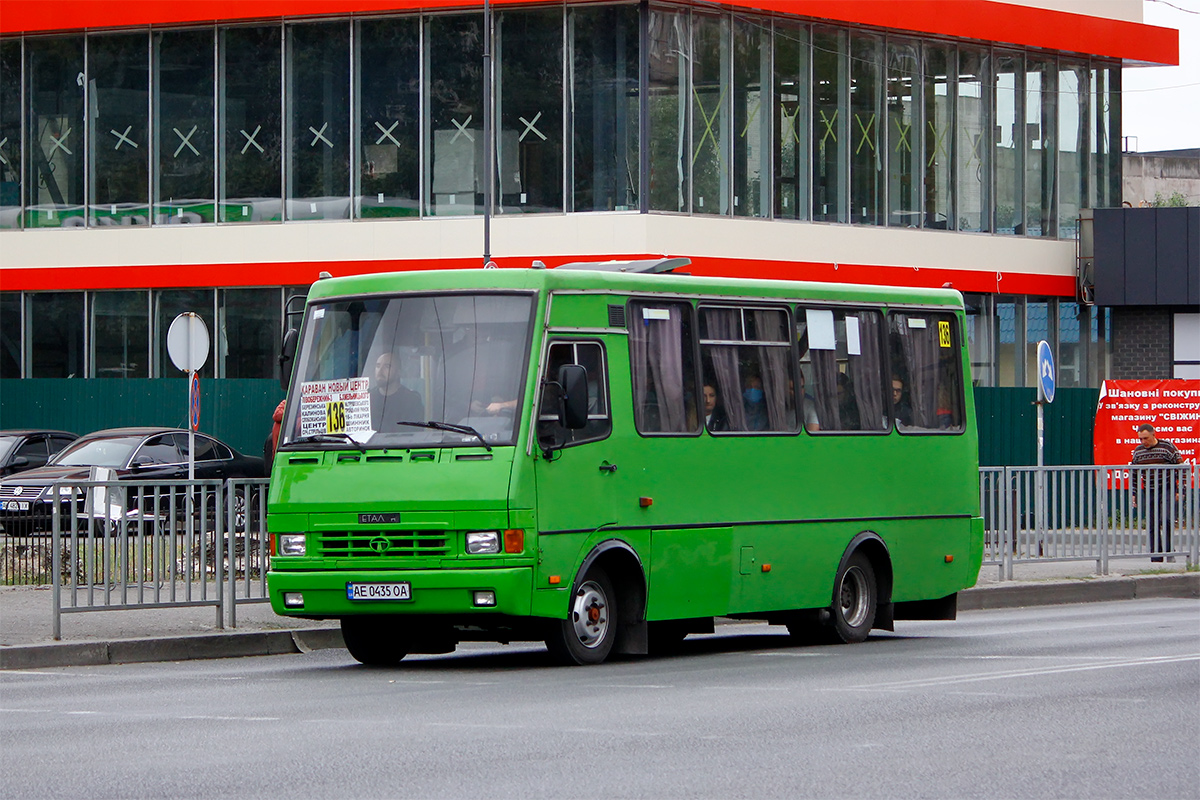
(1130, 423), (1183, 562)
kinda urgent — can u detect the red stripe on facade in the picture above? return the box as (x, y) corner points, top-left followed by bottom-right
(0, 257), (1077, 297)
(0, 0), (1178, 65)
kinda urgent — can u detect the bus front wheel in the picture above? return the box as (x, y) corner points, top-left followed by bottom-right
(827, 552), (877, 644)
(341, 617), (407, 666)
(546, 567), (617, 665)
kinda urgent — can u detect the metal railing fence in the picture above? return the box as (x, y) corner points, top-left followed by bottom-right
(980, 464), (1199, 579)
(226, 478), (271, 627)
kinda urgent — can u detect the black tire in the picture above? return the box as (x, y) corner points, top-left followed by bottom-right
(341, 617), (408, 666)
(826, 551), (877, 644)
(546, 567), (617, 665)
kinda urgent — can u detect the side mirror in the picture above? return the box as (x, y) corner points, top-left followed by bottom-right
(558, 364), (589, 430)
(131, 455), (153, 469)
(279, 328), (299, 392)
(11, 456), (29, 468)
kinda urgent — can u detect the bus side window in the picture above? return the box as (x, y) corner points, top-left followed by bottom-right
(628, 301), (700, 435)
(698, 305), (794, 433)
(889, 312), (964, 433)
(538, 341), (612, 448)
(801, 307), (889, 433)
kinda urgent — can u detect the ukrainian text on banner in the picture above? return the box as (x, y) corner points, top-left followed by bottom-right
(1093, 379), (1200, 486)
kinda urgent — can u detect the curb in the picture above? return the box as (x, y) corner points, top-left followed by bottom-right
(958, 572), (1199, 611)
(0, 627), (343, 671)
(2, 574), (1196, 670)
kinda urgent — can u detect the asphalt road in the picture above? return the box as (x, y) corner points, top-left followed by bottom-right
(2, 599), (1198, 800)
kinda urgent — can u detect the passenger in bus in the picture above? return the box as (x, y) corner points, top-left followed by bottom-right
(788, 371), (820, 432)
(742, 373), (768, 431)
(891, 375), (914, 427)
(370, 352), (425, 431)
(702, 383), (730, 432)
(836, 372), (861, 430)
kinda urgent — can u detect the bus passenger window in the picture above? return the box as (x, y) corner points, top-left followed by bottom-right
(629, 301), (700, 435)
(698, 305), (794, 433)
(538, 341), (611, 448)
(799, 307), (888, 433)
(889, 312), (964, 432)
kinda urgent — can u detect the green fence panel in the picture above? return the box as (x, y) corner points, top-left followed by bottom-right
(974, 387), (1100, 467)
(0, 379), (283, 458)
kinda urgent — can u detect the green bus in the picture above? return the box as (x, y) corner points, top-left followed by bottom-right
(267, 261), (983, 665)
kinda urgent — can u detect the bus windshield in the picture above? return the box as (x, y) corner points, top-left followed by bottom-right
(280, 293), (535, 449)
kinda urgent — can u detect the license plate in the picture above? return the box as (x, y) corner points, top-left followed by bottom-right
(346, 582), (412, 601)
(1, 500), (31, 511)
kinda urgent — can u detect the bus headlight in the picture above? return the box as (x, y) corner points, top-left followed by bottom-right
(466, 531), (500, 554)
(278, 534), (306, 556)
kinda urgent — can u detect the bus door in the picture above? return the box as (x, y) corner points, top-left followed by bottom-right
(533, 339), (622, 535)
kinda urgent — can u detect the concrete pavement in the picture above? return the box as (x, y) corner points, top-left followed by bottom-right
(2, 559), (1196, 670)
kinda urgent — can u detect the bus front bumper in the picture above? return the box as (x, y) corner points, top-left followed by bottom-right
(267, 567), (534, 618)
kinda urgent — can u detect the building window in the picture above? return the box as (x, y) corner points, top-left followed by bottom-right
(498, 8), (564, 214)
(569, 4), (639, 212)
(0, 292), (20, 378)
(850, 32), (883, 226)
(427, 13), (484, 216)
(812, 26), (847, 222)
(963, 293), (995, 387)
(88, 34), (150, 227)
(356, 17), (420, 219)
(1024, 297), (1051, 386)
(993, 51), (1022, 235)
(691, 12), (729, 215)
(28, 292), (85, 377)
(286, 22), (350, 221)
(733, 15), (769, 218)
(25, 36), (85, 229)
(647, 6), (688, 213)
(220, 26), (282, 223)
(1024, 56), (1056, 238)
(1, 40), (21, 230)
(93, 291), (149, 378)
(155, 29), (215, 224)
(886, 38), (919, 227)
(956, 46), (989, 232)
(923, 42), (953, 230)
(774, 20), (809, 220)
(1089, 63), (1120, 209)
(219, 288), (280, 378)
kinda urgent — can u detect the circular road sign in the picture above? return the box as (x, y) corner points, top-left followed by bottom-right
(189, 373), (201, 431)
(1037, 339), (1056, 404)
(167, 313), (210, 373)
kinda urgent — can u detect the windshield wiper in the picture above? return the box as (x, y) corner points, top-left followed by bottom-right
(395, 420), (493, 452)
(289, 432), (368, 453)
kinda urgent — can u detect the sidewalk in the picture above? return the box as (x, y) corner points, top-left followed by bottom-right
(2, 560), (1196, 670)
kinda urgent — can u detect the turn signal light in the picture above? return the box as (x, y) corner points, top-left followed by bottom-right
(639, 496), (653, 508)
(503, 529), (524, 554)
(944, 554), (954, 563)
(549, 575), (561, 585)
(761, 564), (772, 573)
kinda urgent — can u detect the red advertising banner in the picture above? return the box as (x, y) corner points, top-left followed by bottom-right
(1093, 379), (1200, 467)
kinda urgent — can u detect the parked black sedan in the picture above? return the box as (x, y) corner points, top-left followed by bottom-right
(0, 427), (265, 535)
(0, 430), (79, 478)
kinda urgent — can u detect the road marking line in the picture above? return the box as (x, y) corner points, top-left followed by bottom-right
(842, 653), (1200, 692)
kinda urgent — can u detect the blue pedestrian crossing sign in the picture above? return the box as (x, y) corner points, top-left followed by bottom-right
(1037, 340), (1055, 404)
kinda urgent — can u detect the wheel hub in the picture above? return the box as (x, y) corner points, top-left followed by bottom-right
(570, 580), (609, 649)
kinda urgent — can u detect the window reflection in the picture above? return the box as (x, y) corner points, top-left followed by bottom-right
(956, 47), (989, 232)
(812, 27), (846, 222)
(88, 34), (150, 226)
(498, 9), (563, 213)
(774, 21), (809, 220)
(1, 40), (21, 229)
(220, 26), (282, 222)
(733, 18), (768, 218)
(850, 33), (883, 226)
(647, 7), (687, 212)
(427, 14), (484, 216)
(1058, 62), (1086, 238)
(25, 37), (85, 228)
(29, 292), (85, 377)
(691, 13), (728, 215)
(993, 52), (1022, 235)
(1024, 57), (1055, 237)
(1090, 65), (1120, 210)
(357, 17), (420, 219)
(923, 43), (952, 230)
(0, 292), (21, 378)
(220, 288), (280, 378)
(886, 39), (918, 227)
(93, 291), (149, 377)
(286, 22), (350, 220)
(157, 289), (215, 378)
(570, 4), (639, 212)
(155, 30), (215, 224)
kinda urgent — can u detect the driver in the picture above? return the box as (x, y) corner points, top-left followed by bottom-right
(370, 352), (424, 431)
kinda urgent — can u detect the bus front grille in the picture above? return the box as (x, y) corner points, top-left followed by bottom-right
(319, 530), (451, 557)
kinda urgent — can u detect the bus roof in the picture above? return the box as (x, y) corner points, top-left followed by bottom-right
(305, 267), (965, 309)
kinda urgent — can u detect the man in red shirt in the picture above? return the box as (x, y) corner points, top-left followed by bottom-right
(1130, 423), (1183, 562)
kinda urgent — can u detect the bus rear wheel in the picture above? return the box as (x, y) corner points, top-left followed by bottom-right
(546, 568), (617, 665)
(341, 617), (408, 666)
(827, 552), (876, 644)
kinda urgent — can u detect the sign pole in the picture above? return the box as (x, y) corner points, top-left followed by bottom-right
(1035, 340), (1056, 557)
